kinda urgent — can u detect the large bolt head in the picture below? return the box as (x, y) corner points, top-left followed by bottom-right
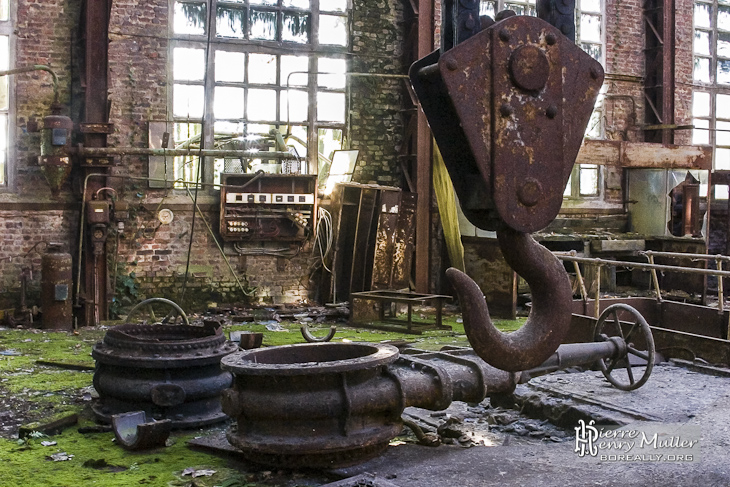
(509, 45), (550, 92)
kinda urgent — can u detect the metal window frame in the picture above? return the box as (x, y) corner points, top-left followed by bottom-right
(0, 0), (14, 190)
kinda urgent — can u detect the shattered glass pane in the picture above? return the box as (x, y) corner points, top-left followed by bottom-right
(718, 59), (730, 84)
(693, 91), (711, 117)
(694, 3), (712, 29)
(320, 0), (346, 11)
(692, 118), (710, 145)
(585, 108), (602, 138)
(215, 50), (246, 82)
(318, 58), (347, 89)
(319, 15), (348, 46)
(720, 6), (730, 31)
(217, 7), (246, 38)
(287, 125), (308, 157)
(317, 92), (345, 122)
(694, 30), (711, 56)
(282, 12), (310, 43)
(247, 89), (277, 121)
(174, 2), (207, 35)
(581, 0), (601, 13)
(281, 55), (309, 87)
(281, 89), (309, 122)
(173, 84), (205, 118)
(694, 56), (711, 83)
(249, 53), (277, 84)
(284, 0), (310, 9)
(717, 120), (730, 145)
(214, 86), (245, 119)
(719, 31), (730, 57)
(716, 148), (730, 170)
(174, 47), (205, 81)
(250, 9), (278, 40)
(579, 164), (599, 196)
(479, 0), (496, 17)
(580, 13), (601, 42)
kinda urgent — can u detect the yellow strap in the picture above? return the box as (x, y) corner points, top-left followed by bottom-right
(432, 142), (466, 272)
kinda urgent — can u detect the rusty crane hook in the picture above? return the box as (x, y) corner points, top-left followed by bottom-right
(447, 227), (572, 372)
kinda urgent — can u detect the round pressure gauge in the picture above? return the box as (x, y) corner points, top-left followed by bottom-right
(158, 208), (174, 225)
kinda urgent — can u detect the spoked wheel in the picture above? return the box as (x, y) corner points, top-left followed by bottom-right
(594, 304), (655, 391)
(125, 298), (190, 326)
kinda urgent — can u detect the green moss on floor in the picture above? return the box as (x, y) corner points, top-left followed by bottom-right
(0, 312), (526, 486)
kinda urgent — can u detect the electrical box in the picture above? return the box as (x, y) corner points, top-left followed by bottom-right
(219, 173), (317, 242)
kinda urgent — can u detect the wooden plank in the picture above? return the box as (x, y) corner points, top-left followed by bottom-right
(575, 140), (712, 170)
(575, 139), (621, 166)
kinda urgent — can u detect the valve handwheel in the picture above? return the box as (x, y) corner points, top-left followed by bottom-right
(125, 297), (190, 326)
(593, 303), (655, 391)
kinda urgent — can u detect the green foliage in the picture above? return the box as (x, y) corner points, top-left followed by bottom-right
(111, 264), (140, 319)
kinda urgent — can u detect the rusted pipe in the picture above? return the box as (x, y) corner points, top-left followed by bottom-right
(447, 227), (573, 372)
(0, 65), (59, 103)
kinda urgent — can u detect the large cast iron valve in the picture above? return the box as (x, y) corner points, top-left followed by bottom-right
(409, 15), (605, 371)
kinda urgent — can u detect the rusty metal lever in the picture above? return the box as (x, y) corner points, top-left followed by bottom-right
(447, 227), (573, 371)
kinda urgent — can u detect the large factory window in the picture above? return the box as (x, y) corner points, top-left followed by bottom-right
(0, 0), (10, 188)
(170, 0), (348, 188)
(693, 0), (730, 198)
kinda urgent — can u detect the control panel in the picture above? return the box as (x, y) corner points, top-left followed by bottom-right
(219, 173), (317, 242)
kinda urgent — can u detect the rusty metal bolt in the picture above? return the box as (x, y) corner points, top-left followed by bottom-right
(546, 33), (557, 45)
(518, 178), (543, 207)
(509, 45), (550, 92)
(499, 104), (513, 117)
(445, 57), (458, 71)
(546, 105), (558, 119)
(590, 66), (600, 80)
(465, 16), (476, 29)
(499, 29), (511, 42)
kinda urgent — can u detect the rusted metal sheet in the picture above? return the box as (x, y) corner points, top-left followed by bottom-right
(621, 142), (712, 170)
(40, 244), (73, 330)
(111, 411), (172, 451)
(92, 322), (238, 428)
(391, 191), (417, 289)
(371, 190), (418, 290)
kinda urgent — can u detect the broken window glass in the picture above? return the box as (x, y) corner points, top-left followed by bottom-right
(216, 50), (246, 82)
(717, 58), (730, 84)
(173, 84), (205, 118)
(694, 30), (711, 55)
(214, 86), (245, 119)
(247, 88), (277, 120)
(317, 92), (345, 122)
(282, 12), (310, 43)
(318, 128), (343, 165)
(719, 5), (730, 31)
(692, 118), (710, 145)
(174, 2), (207, 35)
(695, 3), (712, 29)
(281, 55), (309, 86)
(581, 43), (602, 63)
(694, 56), (711, 83)
(250, 9), (277, 40)
(287, 125), (308, 157)
(319, 15), (348, 46)
(217, 7), (246, 38)
(281, 89), (309, 122)
(249, 53), (277, 84)
(318, 58), (347, 89)
(716, 148), (730, 170)
(174, 47), (206, 81)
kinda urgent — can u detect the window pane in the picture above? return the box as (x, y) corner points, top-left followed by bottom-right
(249, 53), (277, 84)
(717, 120), (730, 145)
(694, 30), (711, 55)
(580, 14), (602, 42)
(479, 0), (496, 17)
(318, 58), (347, 88)
(581, 43), (602, 63)
(217, 7), (246, 38)
(579, 164), (599, 196)
(0, 115), (6, 185)
(693, 91), (711, 117)
(585, 108), (602, 138)
(581, 0), (601, 13)
(214, 86), (245, 119)
(718, 59), (730, 84)
(694, 57), (711, 83)
(719, 31), (730, 57)
(0, 0), (7, 21)
(564, 173), (573, 196)
(715, 185), (729, 199)
(214, 120), (245, 134)
(284, 0), (310, 8)
(173, 84), (205, 118)
(287, 125), (308, 157)
(695, 3), (712, 29)
(320, 0), (347, 12)
(247, 89), (277, 120)
(0, 36), (8, 111)
(282, 12), (310, 43)
(716, 148), (730, 169)
(317, 92), (345, 122)
(174, 47), (205, 81)
(250, 0), (277, 5)
(720, 6), (730, 31)
(318, 128), (344, 185)
(692, 118), (710, 145)
(215, 51), (246, 82)
(281, 89), (309, 122)
(250, 9), (277, 40)
(173, 123), (202, 187)
(718, 93), (730, 118)
(281, 55), (309, 86)
(319, 15), (348, 46)
(174, 2), (207, 35)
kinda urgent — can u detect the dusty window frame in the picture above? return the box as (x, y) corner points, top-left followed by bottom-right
(0, 0), (13, 190)
(167, 0), (350, 189)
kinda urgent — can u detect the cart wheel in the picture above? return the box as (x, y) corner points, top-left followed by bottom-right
(594, 303), (655, 391)
(125, 298), (190, 326)
(300, 325), (337, 343)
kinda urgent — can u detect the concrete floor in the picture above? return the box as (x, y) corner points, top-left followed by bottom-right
(322, 362), (730, 487)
